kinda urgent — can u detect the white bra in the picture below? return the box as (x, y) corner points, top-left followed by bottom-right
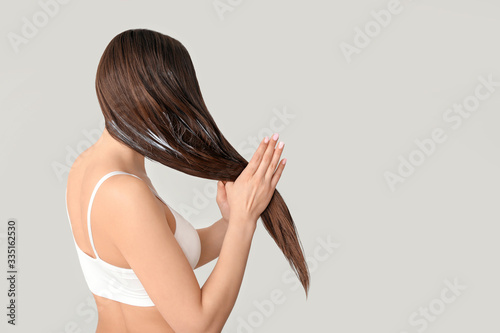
(65, 171), (201, 307)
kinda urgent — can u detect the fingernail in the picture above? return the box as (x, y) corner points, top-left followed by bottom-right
(272, 133), (279, 141)
(264, 136), (269, 143)
(278, 141), (284, 149)
(282, 158), (287, 165)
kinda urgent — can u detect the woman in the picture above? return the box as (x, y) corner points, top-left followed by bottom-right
(65, 28), (309, 332)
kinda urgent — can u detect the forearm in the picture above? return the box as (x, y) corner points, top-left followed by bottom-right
(195, 217), (229, 268)
(200, 218), (255, 332)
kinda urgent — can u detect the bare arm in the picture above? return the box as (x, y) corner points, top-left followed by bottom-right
(200, 219), (255, 331)
(195, 217), (228, 269)
(108, 134), (285, 332)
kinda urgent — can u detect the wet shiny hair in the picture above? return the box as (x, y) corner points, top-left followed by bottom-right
(95, 28), (310, 297)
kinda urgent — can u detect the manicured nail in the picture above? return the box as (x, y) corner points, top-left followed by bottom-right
(278, 141), (284, 149)
(264, 136), (269, 143)
(272, 133), (279, 141)
(282, 158), (287, 165)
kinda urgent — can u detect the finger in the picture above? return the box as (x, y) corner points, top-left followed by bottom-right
(217, 181), (227, 201)
(265, 141), (284, 180)
(270, 158), (286, 189)
(255, 133), (279, 178)
(224, 180), (234, 191)
(217, 180), (226, 193)
(242, 136), (270, 176)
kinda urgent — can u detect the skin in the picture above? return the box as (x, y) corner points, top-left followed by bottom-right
(66, 127), (286, 332)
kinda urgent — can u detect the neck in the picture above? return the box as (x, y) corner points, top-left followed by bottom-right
(93, 127), (147, 176)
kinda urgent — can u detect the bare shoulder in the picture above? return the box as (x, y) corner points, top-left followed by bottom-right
(95, 173), (163, 222)
(93, 172), (175, 257)
(97, 173), (152, 201)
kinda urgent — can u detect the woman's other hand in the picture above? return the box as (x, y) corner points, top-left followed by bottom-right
(224, 133), (286, 228)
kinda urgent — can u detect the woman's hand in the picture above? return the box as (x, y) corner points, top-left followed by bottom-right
(223, 133), (286, 227)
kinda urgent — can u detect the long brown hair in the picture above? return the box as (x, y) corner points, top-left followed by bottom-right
(95, 28), (310, 297)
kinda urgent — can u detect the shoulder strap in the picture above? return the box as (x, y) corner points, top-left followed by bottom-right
(87, 171), (142, 260)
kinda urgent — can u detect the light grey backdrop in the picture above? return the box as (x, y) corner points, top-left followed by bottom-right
(1, 0), (499, 332)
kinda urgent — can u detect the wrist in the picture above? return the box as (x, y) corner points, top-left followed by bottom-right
(227, 223), (256, 240)
(227, 215), (257, 234)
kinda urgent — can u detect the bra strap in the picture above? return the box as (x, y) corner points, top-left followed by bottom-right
(87, 171), (142, 260)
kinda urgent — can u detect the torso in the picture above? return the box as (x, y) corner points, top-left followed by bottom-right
(66, 145), (176, 333)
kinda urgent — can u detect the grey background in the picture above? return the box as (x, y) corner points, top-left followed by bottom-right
(1, 0), (499, 332)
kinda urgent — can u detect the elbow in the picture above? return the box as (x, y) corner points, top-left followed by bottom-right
(169, 299), (223, 333)
(195, 319), (221, 333)
(176, 317), (221, 333)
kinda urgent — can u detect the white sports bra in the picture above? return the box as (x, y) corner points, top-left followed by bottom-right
(65, 171), (201, 307)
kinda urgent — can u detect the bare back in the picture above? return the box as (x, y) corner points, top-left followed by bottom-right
(66, 145), (178, 333)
